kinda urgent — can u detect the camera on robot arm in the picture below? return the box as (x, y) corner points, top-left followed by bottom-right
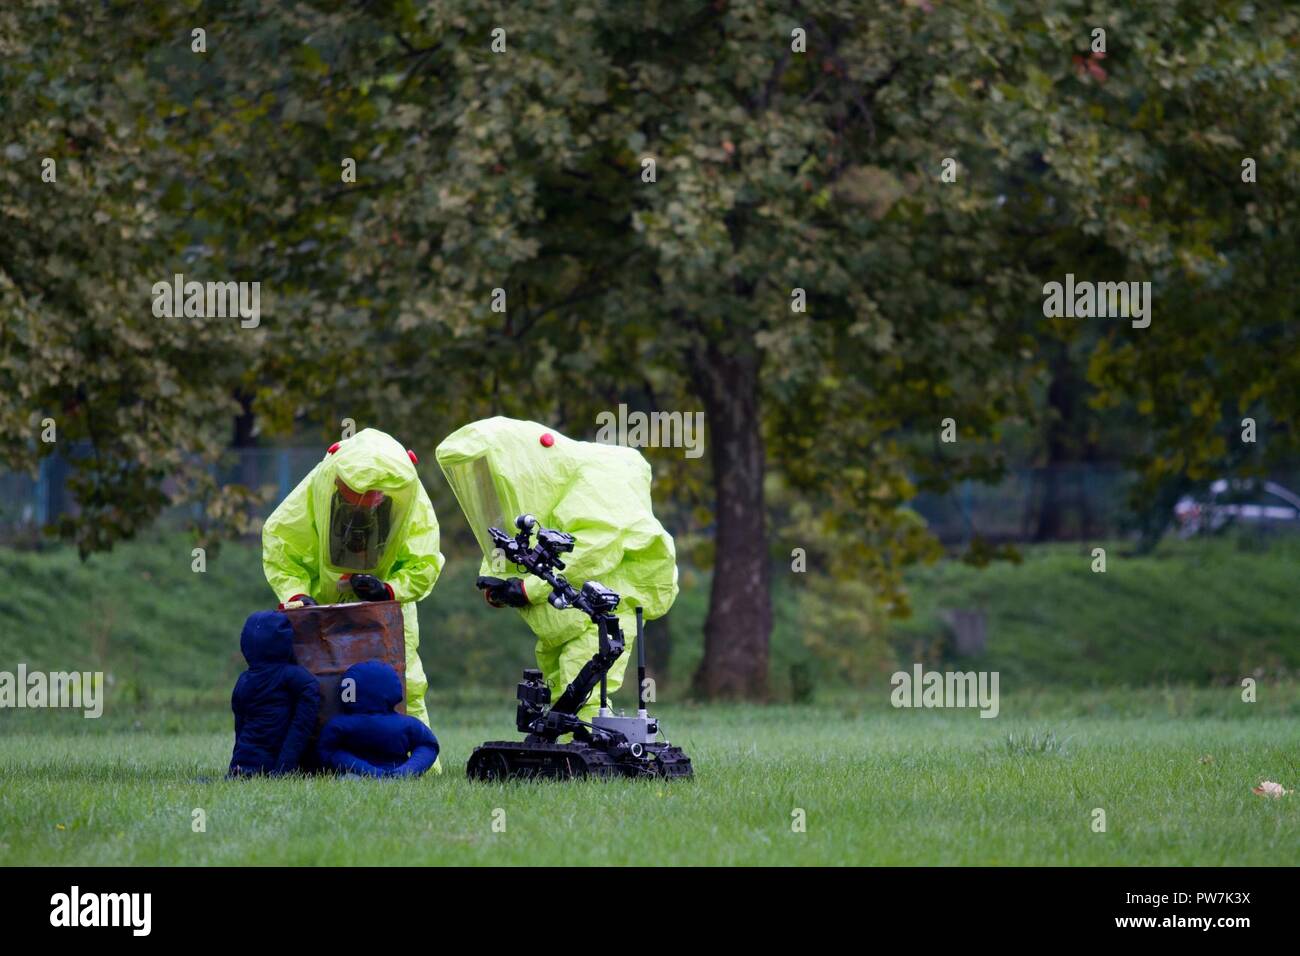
(487, 514), (620, 621)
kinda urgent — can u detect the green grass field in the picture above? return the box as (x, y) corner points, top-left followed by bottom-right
(3, 687), (1297, 866)
(2, 531), (1298, 865)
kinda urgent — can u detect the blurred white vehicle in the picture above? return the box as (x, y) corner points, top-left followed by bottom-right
(1174, 479), (1300, 536)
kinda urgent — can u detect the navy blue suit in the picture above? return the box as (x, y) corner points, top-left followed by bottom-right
(317, 661), (440, 778)
(229, 610), (320, 776)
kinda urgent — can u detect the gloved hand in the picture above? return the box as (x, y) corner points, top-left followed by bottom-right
(476, 576), (528, 608)
(280, 594), (317, 609)
(348, 574), (393, 602)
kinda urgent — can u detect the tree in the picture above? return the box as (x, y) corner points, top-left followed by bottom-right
(236, 0), (1036, 697)
(0, 3), (265, 554)
(4, 1), (1295, 697)
(1080, 8), (1300, 521)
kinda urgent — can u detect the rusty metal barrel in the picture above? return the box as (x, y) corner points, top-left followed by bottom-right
(283, 601), (406, 729)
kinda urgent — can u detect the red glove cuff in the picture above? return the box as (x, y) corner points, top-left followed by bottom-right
(278, 593), (311, 610)
(384, 582), (395, 601)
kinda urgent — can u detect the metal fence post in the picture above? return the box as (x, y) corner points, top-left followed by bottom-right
(36, 455), (51, 526)
(277, 448), (291, 502)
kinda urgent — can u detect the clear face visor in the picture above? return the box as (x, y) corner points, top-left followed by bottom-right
(328, 479), (401, 571)
(441, 456), (511, 560)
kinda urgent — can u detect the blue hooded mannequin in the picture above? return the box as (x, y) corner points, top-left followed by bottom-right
(229, 610), (321, 776)
(316, 660), (440, 778)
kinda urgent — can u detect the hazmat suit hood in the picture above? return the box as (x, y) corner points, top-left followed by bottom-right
(240, 610), (296, 668)
(432, 417), (573, 559)
(435, 416), (678, 650)
(314, 429), (421, 575)
(435, 416), (661, 557)
(340, 660), (404, 715)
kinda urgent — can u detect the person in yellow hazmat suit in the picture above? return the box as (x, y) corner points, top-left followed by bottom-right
(262, 428), (445, 766)
(435, 417), (677, 722)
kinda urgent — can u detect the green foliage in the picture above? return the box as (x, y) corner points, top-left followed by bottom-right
(2, 3), (1297, 690)
(0, 3), (268, 554)
(978, 3), (1300, 518)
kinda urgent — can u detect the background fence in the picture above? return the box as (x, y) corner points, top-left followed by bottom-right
(910, 464), (1136, 545)
(2, 447), (1155, 546)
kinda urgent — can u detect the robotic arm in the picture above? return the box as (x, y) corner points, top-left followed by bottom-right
(476, 515), (627, 742)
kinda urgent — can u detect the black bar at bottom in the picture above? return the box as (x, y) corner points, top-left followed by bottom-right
(0, 866), (1288, 941)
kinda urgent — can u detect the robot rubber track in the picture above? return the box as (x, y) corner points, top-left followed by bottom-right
(466, 739), (693, 781)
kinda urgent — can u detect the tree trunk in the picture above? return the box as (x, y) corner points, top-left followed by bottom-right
(231, 388), (258, 491)
(690, 343), (771, 699)
(645, 610), (672, 691)
(1035, 346), (1076, 541)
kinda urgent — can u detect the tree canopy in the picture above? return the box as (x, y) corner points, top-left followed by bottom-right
(2, 1), (1296, 695)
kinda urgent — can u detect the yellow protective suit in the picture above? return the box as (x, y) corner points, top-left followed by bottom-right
(435, 417), (677, 721)
(262, 428), (445, 745)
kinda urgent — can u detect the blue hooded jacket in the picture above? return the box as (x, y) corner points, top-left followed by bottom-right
(229, 610), (321, 776)
(316, 660), (440, 778)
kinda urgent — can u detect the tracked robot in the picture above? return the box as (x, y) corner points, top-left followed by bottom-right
(466, 514), (693, 781)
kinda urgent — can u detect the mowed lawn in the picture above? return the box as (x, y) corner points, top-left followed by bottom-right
(2, 690), (1297, 866)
